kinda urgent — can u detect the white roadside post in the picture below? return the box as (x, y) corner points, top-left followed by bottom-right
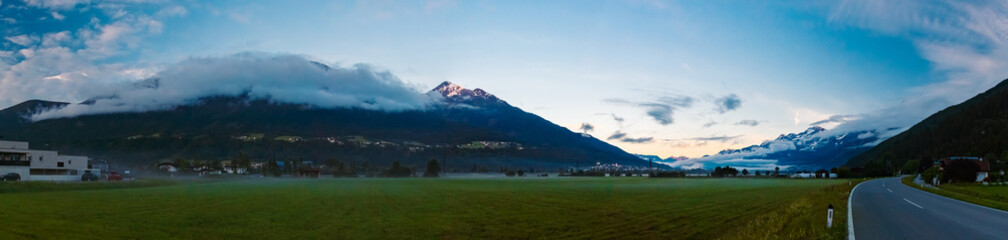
(827, 204), (834, 228)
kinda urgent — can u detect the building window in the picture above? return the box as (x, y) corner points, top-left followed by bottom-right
(57, 162), (64, 167)
(70, 170), (78, 175)
(30, 169), (69, 175)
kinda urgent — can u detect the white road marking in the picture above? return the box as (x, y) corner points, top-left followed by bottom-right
(887, 188), (893, 193)
(848, 181), (863, 240)
(903, 198), (924, 209)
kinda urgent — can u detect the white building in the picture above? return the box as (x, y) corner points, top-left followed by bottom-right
(0, 140), (95, 181)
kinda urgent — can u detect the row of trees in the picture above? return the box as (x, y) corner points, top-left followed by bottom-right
(711, 166), (740, 177)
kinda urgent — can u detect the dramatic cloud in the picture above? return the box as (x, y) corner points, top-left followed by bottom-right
(620, 137), (654, 143)
(612, 114), (624, 123)
(818, 1), (1008, 144)
(641, 103), (673, 125)
(606, 131), (627, 140)
(0, 0), (185, 109)
(606, 130), (653, 143)
(735, 120), (759, 127)
(715, 94), (741, 113)
(32, 53), (438, 120)
(606, 95), (693, 125)
(579, 122), (594, 133)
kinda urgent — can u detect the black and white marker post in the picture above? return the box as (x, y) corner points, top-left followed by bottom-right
(827, 204), (834, 228)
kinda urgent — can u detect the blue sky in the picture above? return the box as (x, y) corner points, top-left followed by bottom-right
(2, 0), (1007, 160)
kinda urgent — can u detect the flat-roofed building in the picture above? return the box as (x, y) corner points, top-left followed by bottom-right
(0, 140), (94, 181)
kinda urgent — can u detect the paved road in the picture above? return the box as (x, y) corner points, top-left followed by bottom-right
(850, 177), (1008, 239)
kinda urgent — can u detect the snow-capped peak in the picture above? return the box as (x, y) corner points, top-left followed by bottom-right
(434, 81), (467, 98)
(430, 81), (504, 105)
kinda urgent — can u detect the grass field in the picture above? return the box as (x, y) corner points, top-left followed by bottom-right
(0, 179), (176, 194)
(902, 176), (1008, 211)
(0, 177), (850, 239)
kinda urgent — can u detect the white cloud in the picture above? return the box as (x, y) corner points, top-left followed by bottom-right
(662, 137), (797, 169)
(819, 1), (1008, 144)
(23, 0), (90, 10)
(32, 53), (439, 120)
(76, 15), (164, 59)
(156, 5), (188, 17)
(0, 1), (179, 109)
(0, 46), (121, 107)
(5, 34), (39, 46)
(51, 11), (65, 20)
(41, 31), (72, 47)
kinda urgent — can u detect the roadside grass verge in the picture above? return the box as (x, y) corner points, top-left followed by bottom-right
(901, 176), (1008, 211)
(0, 179), (176, 194)
(719, 179), (860, 240)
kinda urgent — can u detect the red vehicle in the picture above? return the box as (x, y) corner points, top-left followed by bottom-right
(107, 172), (123, 181)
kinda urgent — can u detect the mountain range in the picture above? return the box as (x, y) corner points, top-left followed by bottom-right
(0, 78), (651, 170)
(668, 126), (882, 171)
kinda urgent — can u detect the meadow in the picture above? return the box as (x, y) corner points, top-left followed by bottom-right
(0, 177), (850, 239)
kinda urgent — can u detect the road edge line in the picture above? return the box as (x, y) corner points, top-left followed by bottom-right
(848, 180), (862, 240)
(898, 176), (1008, 214)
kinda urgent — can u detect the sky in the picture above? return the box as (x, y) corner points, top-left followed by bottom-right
(2, 0), (1007, 160)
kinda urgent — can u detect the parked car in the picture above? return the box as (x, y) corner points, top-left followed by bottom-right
(107, 172), (123, 181)
(82, 172), (100, 181)
(2, 173), (21, 181)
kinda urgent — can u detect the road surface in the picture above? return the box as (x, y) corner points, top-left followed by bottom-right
(850, 177), (1008, 239)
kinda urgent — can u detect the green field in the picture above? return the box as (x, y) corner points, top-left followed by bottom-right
(902, 176), (1008, 211)
(0, 178), (850, 239)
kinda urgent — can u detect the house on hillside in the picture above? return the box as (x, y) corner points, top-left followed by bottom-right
(157, 161), (178, 173)
(297, 161), (320, 178)
(220, 160), (248, 174)
(938, 157), (990, 182)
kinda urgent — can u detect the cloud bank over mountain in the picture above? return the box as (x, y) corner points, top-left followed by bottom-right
(32, 53), (437, 120)
(662, 126), (880, 171)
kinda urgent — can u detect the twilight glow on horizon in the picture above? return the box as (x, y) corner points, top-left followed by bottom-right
(2, 0), (1007, 160)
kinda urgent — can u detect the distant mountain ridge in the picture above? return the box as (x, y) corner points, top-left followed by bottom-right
(0, 100), (68, 125)
(696, 126), (880, 170)
(0, 81), (651, 170)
